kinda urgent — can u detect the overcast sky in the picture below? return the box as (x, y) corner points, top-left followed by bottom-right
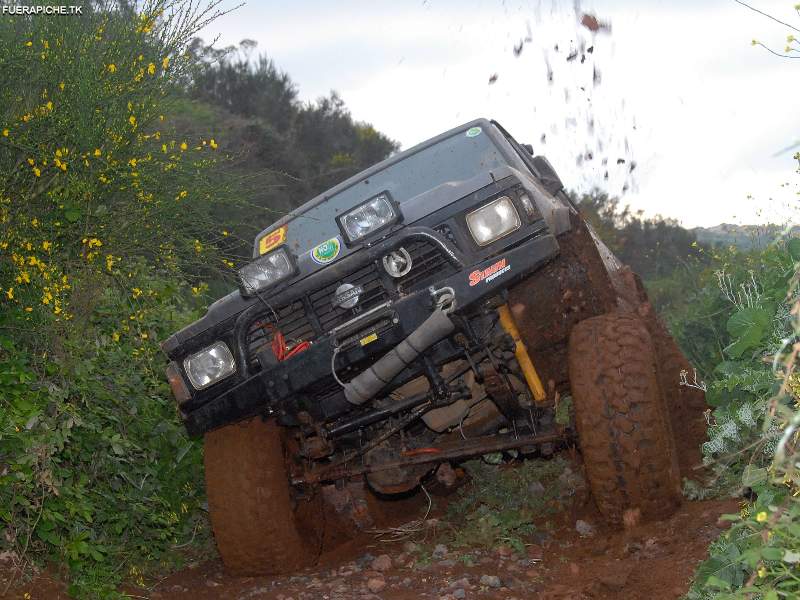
(198, 0), (800, 227)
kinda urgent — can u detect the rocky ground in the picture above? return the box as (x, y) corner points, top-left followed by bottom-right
(1, 456), (739, 600)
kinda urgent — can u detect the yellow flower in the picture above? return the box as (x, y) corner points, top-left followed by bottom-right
(140, 332), (148, 340)
(180, 141), (187, 151)
(161, 143), (167, 153)
(757, 565), (767, 578)
(25, 307), (32, 313)
(94, 148), (102, 157)
(178, 190), (187, 199)
(6, 287), (13, 300)
(162, 56), (170, 69)
(27, 158), (34, 166)
(147, 62), (156, 75)
(222, 230), (229, 236)
(108, 63), (117, 73)
(209, 138), (218, 150)
(112, 332), (120, 342)
(42, 241), (51, 251)
(2, 129), (8, 137)
(128, 158), (137, 167)
(59, 82), (65, 91)
(132, 287), (142, 298)
(33, 167), (41, 177)
(46, 101), (53, 111)
(25, 41), (32, 47)
(54, 305), (62, 315)
(129, 115), (136, 126)
(756, 511), (768, 523)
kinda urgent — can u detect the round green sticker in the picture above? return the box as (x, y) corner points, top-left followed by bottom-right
(311, 236), (341, 265)
(465, 126), (482, 138)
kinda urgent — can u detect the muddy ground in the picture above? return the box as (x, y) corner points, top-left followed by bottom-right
(1, 457), (738, 600)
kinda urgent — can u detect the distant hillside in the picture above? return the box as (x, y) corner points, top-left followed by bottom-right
(693, 224), (800, 249)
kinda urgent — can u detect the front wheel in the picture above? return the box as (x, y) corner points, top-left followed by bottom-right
(203, 417), (319, 575)
(568, 312), (682, 524)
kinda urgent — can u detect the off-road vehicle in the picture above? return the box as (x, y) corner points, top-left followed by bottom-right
(162, 118), (707, 574)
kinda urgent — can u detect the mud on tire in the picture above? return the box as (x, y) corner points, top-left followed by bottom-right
(568, 313), (682, 524)
(204, 417), (319, 575)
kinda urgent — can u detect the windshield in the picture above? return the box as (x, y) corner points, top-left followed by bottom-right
(326, 126), (505, 208)
(256, 125), (507, 259)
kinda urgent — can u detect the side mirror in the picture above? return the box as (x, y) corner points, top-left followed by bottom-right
(521, 143), (534, 155)
(531, 155), (564, 195)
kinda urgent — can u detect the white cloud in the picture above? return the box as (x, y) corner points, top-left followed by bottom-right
(200, 0), (800, 227)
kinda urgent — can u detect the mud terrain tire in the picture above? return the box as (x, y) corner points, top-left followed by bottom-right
(204, 417), (318, 575)
(568, 313), (682, 524)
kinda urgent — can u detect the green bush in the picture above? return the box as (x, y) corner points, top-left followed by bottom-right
(0, 2), (239, 596)
(684, 238), (800, 599)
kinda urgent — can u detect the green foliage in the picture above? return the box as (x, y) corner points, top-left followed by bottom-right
(680, 240), (800, 598)
(0, 266), (211, 598)
(443, 457), (572, 553)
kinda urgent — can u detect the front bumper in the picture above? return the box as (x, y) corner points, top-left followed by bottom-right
(179, 231), (559, 436)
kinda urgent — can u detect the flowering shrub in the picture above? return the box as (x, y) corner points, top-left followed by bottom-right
(681, 227), (800, 596)
(0, 1), (241, 596)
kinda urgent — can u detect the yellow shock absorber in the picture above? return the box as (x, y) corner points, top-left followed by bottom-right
(497, 303), (547, 403)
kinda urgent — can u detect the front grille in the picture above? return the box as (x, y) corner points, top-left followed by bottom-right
(245, 237), (455, 368)
(397, 238), (458, 293)
(246, 299), (314, 358)
(309, 262), (390, 333)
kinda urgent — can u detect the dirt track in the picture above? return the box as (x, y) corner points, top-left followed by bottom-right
(2, 478), (738, 600)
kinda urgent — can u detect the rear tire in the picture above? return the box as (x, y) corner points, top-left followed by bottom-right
(204, 417), (319, 575)
(568, 313), (682, 524)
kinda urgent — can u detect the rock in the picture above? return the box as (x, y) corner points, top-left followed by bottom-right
(205, 579), (222, 587)
(598, 568), (630, 590)
(496, 544), (514, 558)
(432, 543), (449, 559)
(438, 559), (456, 568)
(453, 589), (466, 599)
(479, 574), (502, 588)
(403, 541), (420, 553)
(371, 554), (392, 572)
(449, 577), (472, 590)
(527, 481), (546, 496)
(575, 519), (595, 537)
(623, 507), (642, 529)
(394, 552), (408, 566)
(569, 562), (580, 575)
(402, 577), (413, 587)
(356, 552), (376, 568)
(366, 577), (386, 593)
(525, 568), (538, 579)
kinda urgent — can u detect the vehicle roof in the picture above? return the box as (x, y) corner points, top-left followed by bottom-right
(253, 117), (496, 249)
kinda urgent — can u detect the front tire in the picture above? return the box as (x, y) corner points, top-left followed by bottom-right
(203, 417), (319, 575)
(568, 313), (682, 524)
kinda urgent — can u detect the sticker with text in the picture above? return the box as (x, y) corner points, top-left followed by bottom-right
(468, 258), (510, 286)
(258, 225), (287, 255)
(311, 236), (342, 265)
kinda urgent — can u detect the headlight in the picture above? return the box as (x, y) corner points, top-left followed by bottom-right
(183, 342), (236, 390)
(340, 193), (397, 242)
(238, 247), (295, 296)
(465, 196), (521, 246)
